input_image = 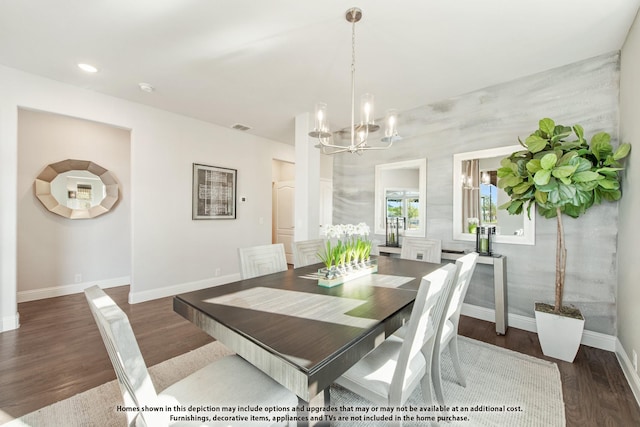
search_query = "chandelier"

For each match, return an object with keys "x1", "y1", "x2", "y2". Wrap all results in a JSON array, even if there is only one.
[{"x1": 309, "y1": 7, "x2": 401, "y2": 155}]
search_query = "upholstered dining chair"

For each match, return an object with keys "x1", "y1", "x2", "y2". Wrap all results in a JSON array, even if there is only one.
[
  {"x1": 291, "y1": 238, "x2": 325, "y2": 268},
  {"x1": 431, "y1": 252, "x2": 479, "y2": 405},
  {"x1": 238, "y1": 243, "x2": 288, "y2": 279},
  {"x1": 84, "y1": 285, "x2": 298, "y2": 427},
  {"x1": 400, "y1": 237, "x2": 442, "y2": 263},
  {"x1": 334, "y1": 264, "x2": 457, "y2": 407}
]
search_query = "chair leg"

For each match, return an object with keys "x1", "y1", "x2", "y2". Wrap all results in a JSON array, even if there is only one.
[
  {"x1": 449, "y1": 336, "x2": 466, "y2": 387},
  {"x1": 420, "y1": 338, "x2": 437, "y2": 407},
  {"x1": 431, "y1": 348, "x2": 446, "y2": 406}
]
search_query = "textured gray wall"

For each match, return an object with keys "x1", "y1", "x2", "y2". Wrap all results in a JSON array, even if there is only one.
[{"x1": 333, "y1": 52, "x2": 621, "y2": 335}]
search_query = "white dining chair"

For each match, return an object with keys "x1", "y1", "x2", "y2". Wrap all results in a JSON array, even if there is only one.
[
  {"x1": 334, "y1": 264, "x2": 457, "y2": 407},
  {"x1": 84, "y1": 285, "x2": 298, "y2": 427},
  {"x1": 238, "y1": 243, "x2": 288, "y2": 279},
  {"x1": 400, "y1": 237, "x2": 442, "y2": 263},
  {"x1": 432, "y1": 252, "x2": 479, "y2": 405},
  {"x1": 291, "y1": 239, "x2": 325, "y2": 268}
]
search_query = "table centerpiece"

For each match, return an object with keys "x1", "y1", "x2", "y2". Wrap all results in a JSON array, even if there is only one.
[{"x1": 317, "y1": 223, "x2": 377, "y2": 287}]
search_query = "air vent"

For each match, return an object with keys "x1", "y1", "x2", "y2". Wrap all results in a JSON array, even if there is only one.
[{"x1": 231, "y1": 123, "x2": 251, "y2": 131}]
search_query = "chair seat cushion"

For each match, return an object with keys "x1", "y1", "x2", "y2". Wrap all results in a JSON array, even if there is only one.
[
  {"x1": 334, "y1": 336, "x2": 426, "y2": 406},
  {"x1": 158, "y1": 355, "x2": 298, "y2": 426}
]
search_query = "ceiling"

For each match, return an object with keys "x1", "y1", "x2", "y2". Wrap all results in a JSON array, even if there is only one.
[{"x1": 1, "y1": 0, "x2": 639, "y2": 145}]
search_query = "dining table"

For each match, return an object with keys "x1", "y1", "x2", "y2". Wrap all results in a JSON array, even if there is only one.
[{"x1": 173, "y1": 255, "x2": 443, "y2": 423}]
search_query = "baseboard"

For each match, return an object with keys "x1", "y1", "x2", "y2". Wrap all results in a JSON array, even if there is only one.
[
  {"x1": 461, "y1": 303, "x2": 617, "y2": 352},
  {"x1": 616, "y1": 339, "x2": 640, "y2": 408},
  {"x1": 127, "y1": 273, "x2": 242, "y2": 304},
  {"x1": 16, "y1": 276, "x2": 130, "y2": 303},
  {"x1": 1, "y1": 312, "x2": 20, "y2": 332}
]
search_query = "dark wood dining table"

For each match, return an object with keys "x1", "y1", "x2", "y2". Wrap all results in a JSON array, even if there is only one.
[{"x1": 173, "y1": 256, "x2": 443, "y2": 411}]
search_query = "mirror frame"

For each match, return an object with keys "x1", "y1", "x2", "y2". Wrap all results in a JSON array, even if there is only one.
[
  {"x1": 374, "y1": 159, "x2": 427, "y2": 237},
  {"x1": 34, "y1": 159, "x2": 121, "y2": 219},
  {"x1": 453, "y1": 146, "x2": 535, "y2": 245}
]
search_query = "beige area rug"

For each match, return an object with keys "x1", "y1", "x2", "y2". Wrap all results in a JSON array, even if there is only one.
[
  {"x1": 331, "y1": 337, "x2": 565, "y2": 426},
  {"x1": 1, "y1": 337, "x2": 564, "y2": 427}
]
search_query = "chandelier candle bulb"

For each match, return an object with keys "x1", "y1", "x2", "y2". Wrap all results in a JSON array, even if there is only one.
[{"x1": 360, "y1": 93, "x2": 375, "y2": 127}]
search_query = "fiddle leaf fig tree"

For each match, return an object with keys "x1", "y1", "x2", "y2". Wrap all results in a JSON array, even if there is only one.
[{"x1": 498, "y1": 118, "x2": 631, "y2": 314}]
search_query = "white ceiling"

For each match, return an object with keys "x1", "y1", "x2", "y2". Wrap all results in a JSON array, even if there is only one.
[{"x1": 1, "y1": 0, "x2": 639, "y2": 145}]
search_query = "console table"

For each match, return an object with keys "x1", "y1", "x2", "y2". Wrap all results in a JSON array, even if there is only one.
[{"x1": 377, "y1": 246, "x2": 508, "y2": 335}]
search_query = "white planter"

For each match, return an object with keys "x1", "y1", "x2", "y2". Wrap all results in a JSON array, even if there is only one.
[{"x1": 534, "y1": 306, "x2": 585, "y2": 362}]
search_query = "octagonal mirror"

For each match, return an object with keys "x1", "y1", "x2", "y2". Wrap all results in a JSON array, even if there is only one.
[{"x1": 34, "y1": 159, "x2": 121, "y2": 219}]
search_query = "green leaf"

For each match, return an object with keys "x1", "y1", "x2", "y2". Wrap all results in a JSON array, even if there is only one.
[
  {"x1": 563, "y1": 204, "x2": 583, "y2": 218},
  {"x1": 570, "y1": 157, "x2": 593, "y2": 173},
  {"x1": 525, "y1": 159, "x2": 542, "y2": 173},
  {"x1": 512, "y1": 181, "x2": 532, "y2": 194},
  {"x1": 498, "y1": 201, "x2": 512, "y2": 210},
  {"x1": 601, "y1": 189, "x2": 622, "y2": 201},
  {"x1": 497, "y1": 166, "x2": 514, "y2": 178},
  {"x1": 551, "y1": 165, "x2": 578, "y2": 179},
  {"x1": 498, "y1": 175, "x2": 522, "y2": 188},
  {"x1": 557, "y1": 151, "x2": 578, "y2": 165},
  {"x1": 551, "y1": 131, "x2": 571, "y2": 143},
  {"x1": 573, "y1": 124, "x2": 585, "y2": 142},
  {"x1": 533, "y1": 169, "x2": 551, "y2": 186},
  {"x1": 500, "y1": 157, "x2": 512, "y2": 168},
  {"x1": 507, "y1": 200, "x2": 523, "y2": 215},
  {"x1": 535, "y1": 190, "x2": 548, "y2": 205},
  {"x1": 557, "y1": 183, "x2": 577, "y2": 202},
  {"x1": 576, "y1": 181, "x2": 600, "y2": 192},
  {"x1": 613, "y1": 143, "x2": 631, "y2": 160},
  {"x1": 526, "y1": 135, "x2": 548, "y2": 153},
  {"x1": 559, "y1": 141, "x2": 584, "y2": 151},
  {"x1": 539, "y1": 118, "x2": 555, "y2": 137},
  {"x1": 590, "y1": 132, "x2": 612, "y2": 161},
  {"x1": 559, "y1": 176, "x2": 572, "y2": 185},
  {"x1": 536, "y1": 177, "x2": 558, "y2": 192},
  {"x1": 572, "y1": 171, "x2": 602, "y2": 182},
  {"x1": 574, "y1": 188, "x2": 593, "y2": 205},
  {"x1": 598, "y1": 179, "x2": 620, "y2": 190},
  {"x1": 540, "y1": 153, "x2": 557, "y2": 170},
  {"x1": 596, "y1": 167, "x2": 623, "y2": 178}
]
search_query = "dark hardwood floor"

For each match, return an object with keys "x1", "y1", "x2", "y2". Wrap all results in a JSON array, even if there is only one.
[{"x1": 1, "y1": 285, "x2": 639, "y2": 426}]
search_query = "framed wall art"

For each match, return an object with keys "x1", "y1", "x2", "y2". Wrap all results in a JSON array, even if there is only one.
[{"x1": 192, "y1": 163, "x2": 237, "y2": 219}]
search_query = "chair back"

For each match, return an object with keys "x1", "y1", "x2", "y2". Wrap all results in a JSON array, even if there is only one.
[
  {"x1": 446, "y1": 252, "x2": 479, "y2": 322},
  {"x1": 400, "y1": 238, "x2": 442, "y2": 263},
  {"x1": 292, "y1": 239, "x2": 325, "y2": 268},
  {"x1": 84, "y1": 286, "x2": 157, "y2": 427},
  {"x1": 389, "y1": 264, "x2": 457, "y2": 404},
  {"x1": 238, "y1": 243, "x2": 288, "y2": 279}
]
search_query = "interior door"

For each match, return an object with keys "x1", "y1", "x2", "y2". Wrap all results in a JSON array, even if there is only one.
[{"x1": 274, "y1": 180, "x2": 295, "y2": 264}]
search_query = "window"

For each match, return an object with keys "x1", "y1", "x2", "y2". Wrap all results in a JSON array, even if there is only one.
[{"x1": 385, "y1": 190, "x2": 420, "y2": 231}]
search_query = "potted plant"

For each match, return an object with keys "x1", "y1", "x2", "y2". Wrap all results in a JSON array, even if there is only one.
[{"x1": 498, "y1": 118, "x2": 631, "y2": 362}]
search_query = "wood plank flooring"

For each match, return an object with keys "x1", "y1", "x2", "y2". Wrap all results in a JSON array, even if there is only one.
[{"x1": 1, "y1": 285, "x2": 639, "y2": 426}]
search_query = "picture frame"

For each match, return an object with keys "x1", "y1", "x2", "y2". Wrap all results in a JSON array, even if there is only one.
[{"x1": 192, "y1": 163, "x2": 237, "y2": 219}]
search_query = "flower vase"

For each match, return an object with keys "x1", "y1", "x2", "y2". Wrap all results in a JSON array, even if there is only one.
[{"x1": 318, "y1": 259, "x2": 378, "y2": 288}]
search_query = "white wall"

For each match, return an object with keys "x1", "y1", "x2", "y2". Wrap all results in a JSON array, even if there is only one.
[
  {"x1": 619, "y1": 9, "x2": 640, "y2": 395},
  {"x1": 0, "y1": 65, "x2": 294, "y2": 330},
  {"x1": 17, "y1": 109, "x2": 131, "y2": 300}
]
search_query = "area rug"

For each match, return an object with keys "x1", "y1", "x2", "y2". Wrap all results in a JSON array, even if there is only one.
[{"x1": 1, "y1": 337, "x2": 564, "y2": 426}]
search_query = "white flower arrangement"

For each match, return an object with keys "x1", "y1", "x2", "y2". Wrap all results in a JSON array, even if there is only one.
[
  {"x1": 323, "y1": 222, "x2": 370, "y2": 239},
  {"x1": 318, "y1": 223, "x2": 372, "y2": 272}
]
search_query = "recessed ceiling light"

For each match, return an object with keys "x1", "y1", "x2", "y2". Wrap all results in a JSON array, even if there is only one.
[
  {"x1": 138, "y1": 82, "x2": 155, "y2": 93},
  {"x1": 77, "y1": 63, "x2": 98, "y2": 73}
]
